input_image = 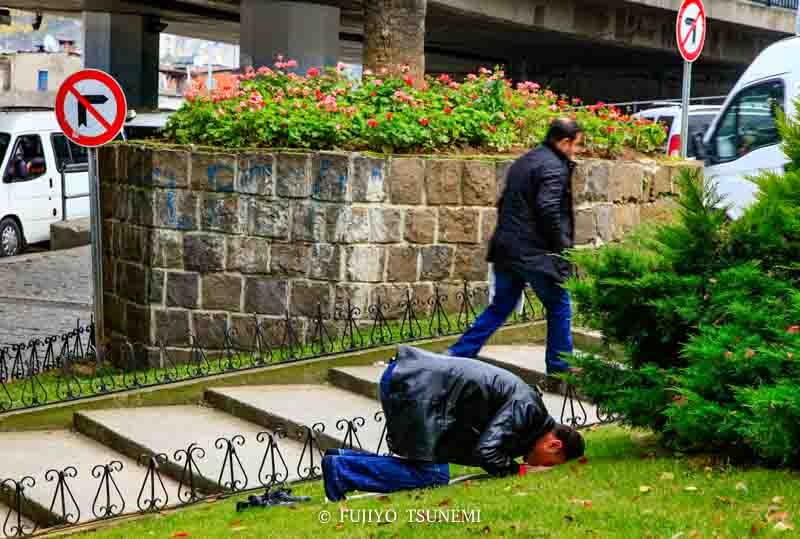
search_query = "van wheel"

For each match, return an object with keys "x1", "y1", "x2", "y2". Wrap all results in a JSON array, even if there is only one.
[{"x1": 0, "y1": 218, "x2": 22, "y2": 257}]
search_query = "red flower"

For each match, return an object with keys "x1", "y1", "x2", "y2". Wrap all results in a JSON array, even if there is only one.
[
  {"x1": 439, "y1": 74, "x2": 451, "y2": 83},
  {"x1": 444, "y1": 107, "x2": 453, "y2": 114},
  {"x1": 367, "y1": 119, "x2": 379, "y2": 128},
  {"x1": 386, "y1": 112, "x2": 394, "y2": 121},
  {"x1": 315, "y1": 89, "x2": 323, "y2": 100},
  {"x1": 370, "y1": 92, "x2": 377, "y2": 97},
  {"x1": 605, "y1": 126, "x2": 617, "y2": 133},
  {"x1": 307, "y1": 67, "x2": 320, "y2": 77},
  {"x1": 487, "y1": 125, "x2": 497, "y2": 133},
  {"x1": 404, "y1": 76, "x2": 414, "y2": 86},
  {"x1": 787, "y1": 325, "x2": 800, "y2": 335},
  {"x1": 419, "y1": 118, "x2": 429, "y2": 126}
]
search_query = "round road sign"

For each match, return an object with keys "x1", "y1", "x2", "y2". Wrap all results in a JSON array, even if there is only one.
[
  {"x1": 676, "y1": 0, "x2": 706, "y2": 63},
  {"x1": 55, "y1": 69, "x2": 127, "y2": 147}
]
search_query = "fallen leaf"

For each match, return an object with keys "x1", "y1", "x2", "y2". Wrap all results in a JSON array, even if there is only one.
[
  {"x1": 438, "y1": 499, "x2": 450, "y2": 507},
  {"x1": 688, "y1": 531, "x2": 701, "y2": 538},
  {"x1": 768, "y1": 505, "x2": 782, "y2": 513},
  {"x1": 768, "y1": 511, "x2": 790, "y2": 522},
  {"x1": 513, "y1": 492, "x2": 529, "y2": 497},
  {"x1": 229, "y1": 520, "x2": 242, "y2": 527},
  {"x1": 482, "y1": 526, "x2": 491, "y2": 534},
  {"x1": 774, "y1": 522, "x2": 795, "y2": 531},
  {"x1": 724, "y1": 351, "x2": 734, "y2": 359},
  {"x1": 671, "y1": 533, "x2": 685, "y2": 539},
  {"x1": 736, "y1": 482, "x2": 748, "y2": 492},
  {"x1": 335, "y1": 523, "x2": 344, "y2": 529},
  {"x1": 672, "y1": 396, "x2": 689, "y2": 407},
  {"x1": 704, "y1": 466, "x2": 713, "y2": 473},
  {"x1": 462, "y1": 480, "x2": 472, "y2": 489},
  {"x1": 639, "y1": 485, "x2": 653, "y2": 493},
  {"x1": 660, "y1": 472, "x2": 675, "y2": 481},
  {"x1": 578, "y1": 456, "x2": 589, "y2": 465},
  {"x1": 786, "y1": 325, "x2": 800, "y2": 335},
  {"x1": 376, "y1": 495, "x2": 391, "y2": 503},
  {"x1": 230, "y1": 527, "x2": 247, "y2": 533},
  {"x1": 716, "y1": 496, "x2": 734, "y2": 505},
  {"x1": 745, "y1": 348, "x2": 756, "y2": 359},
  {"x1": 684, "y1": 486, "x2": 699, "y2": 492},
  {"x1": 773, "y1": 496, "x2": 785, "y2": 505},
  {"x1": 569, "y1": 497, "x2": 592, "y2": 508},
  {"x1": 172, "y1": 534, "x2": 190, "y2": 538}
]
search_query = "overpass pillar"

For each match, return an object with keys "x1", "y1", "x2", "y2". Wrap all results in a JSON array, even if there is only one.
[
  {"x1": 239, "y1": 1, "x2": 340, "y2": 73},
  {"x1": 82, "y1": 12, "x2": 160, "y2": 110},
  {"x1": 364, "y1": 0, "x2": 427, "y2": 83}
]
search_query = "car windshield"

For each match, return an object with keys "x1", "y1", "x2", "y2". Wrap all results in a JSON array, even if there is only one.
[
  {"x1": 687, "y1": 114, "x2": 717, "y2": 157},
  {"x1": 0, "y1": 133, "x2": 10, "y2": 165}
]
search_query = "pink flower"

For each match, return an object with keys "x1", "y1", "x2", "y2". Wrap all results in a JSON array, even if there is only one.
[
  {"x1": 487, "y1": 125, "x2": 497, "y2": 133},
  {"x1": 367, "y1": 119, "x2": 379, "y2": 128},
  {"x1": 285, "y1": 59, "x2": 298, "y2": 68},
  {"x1": 467, "y1": 74, "x2": 478, "y2": 81},
  {"x1": 572, "y1": 97, "x2": 582, "y2": 105},
  {"x1": 336, "y1": 62, "x2": 347, "y2": 73},
  {"x1": 419, "y1": 118, "x2": 429, "y2": 126},
  {"x1": 549, "y1": 104, "x2": 558, "y2": 112},
  {"x1": 335, "y1": 124, "x2": 342, "y2": 131},
  {"x1": 307, "y1": 67, "x2": 320, "y2": 77},
  {"x1": 216, "y1": 107, "x2": 225, "y2": 116},
  {"x1": 364, "y1": 69, "x2": 374, "y2": 76},
  {"x1": 184, "y1": 88, "x2": 199, "y2": 102},
  {"x1": 257, "y1": 66, "x2": 273, "y2": 75},
  {"x1": 371, "y1": 79, "x2": 383, "y2": 86},
  {"x1": 479, "y1": 67, "x2": 491, "y2": 75},
  {"x1": 449, "y1": 81, "x2": 460, "y2": 90},
  {"x1": 439, "y1": 74, "x2": 451, "y2": 83}
]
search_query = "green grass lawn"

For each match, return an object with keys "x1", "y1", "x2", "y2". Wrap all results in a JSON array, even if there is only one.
[{"x1": 68, "y1": 426, "x2": 800, "y2": 539}]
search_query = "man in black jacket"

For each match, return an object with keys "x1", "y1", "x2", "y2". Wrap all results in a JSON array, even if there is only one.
[
  {"x1": 321, "y1": 345, "x2": 584, "y2": 501},
  {"x1": 448, "y1": 118, "x2": 583, "y2": 374}
]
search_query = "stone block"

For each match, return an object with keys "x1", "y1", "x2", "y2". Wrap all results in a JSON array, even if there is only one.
[
  {"x1": 291, "y1": 200, "x2": 327, "y2": 242},
  {"x1": 252, "y1": 316, "x2": 307, "y2": 348},
  {"x1": 112, "y1": 187, "x2": 130, "y2": 222},
  {"x1": 405, "y1": 208, "x2": 437, "y2": 244},
  {"x1": 238, "y1": 152, "x2": 274, "y2": 196},
  {"x1": 247, "y1": 197, "x2": 290, "y2": 239},
  {"x1": 328, "y1": 206, "x2": 370, "y2": 244},
  {"x1": 574, "y1": 208, "x2": 597, "y2": 245},
  {"x1": 439, "y1": 207, "x2": 479, "y2": 244},
  {"x1": 648, "y1": 163, "x2": 671, "y2": 199},
  {"x1": 345, "y1": 246, "x2": 385, "y2": 282},
  {"x1": 244, "y1": 277, "x2": 288, "y2": 315},
  {"x1": 420, "y1": 245, "x2": 454, "y2": 281},
  {"x1": 226, "y1": 236, "x2": 270, "y2": 274},
  {"x1": 275, "y1": 153, "x2": 312, "y2": 198},
  {"x1": 573, "y1": 160, "x2": 610, "y2": 203},
  {"x1": 310, "y1": 244, "x2": 341, "y2": 281},
  {"x1": 191, "y1": 152, "x2": 237, "y2": 192},
  {"x1": 126, "y1": 145, "x2": 149, "y2": 186},
  {"x1": 595, "y1": 204, "x2": 613, "y2": 243},
  {"x1": 152, "y1": 149, "x2": 190, "y2": 188},
  {"x1": 192, "y1": 312, "x2": 228, "y2": 349},
  {"x1": 312, "y1": 152, "x2": 350, "y2": 202},
  {"x1": 462, "y1": 161, "x2": 496, "y2": 206},
  {"x1": 119, "y1": 262, "x2": 149, "y2": 304},
  {"x1": 291, "y1": 281, "x2": 332, "y2": 318},
  {"x1": 183, "y1": 233, "x2": 226, "y2": 272},
  {"x1": 154, "y1": 309, "x2": 190, "y2": 347},
  {"x1": 335, "y1": 284, "x2": 371, "y2": 318},
  {"x1": 453, "y1": 246, "x2": 489, "y2": 281},
  {"x1": 411, "y1": 283, "x2": 434, "y2": 316},
  {"x1": 480, "y1": 209, "x2": 498, "y2": 243},
  {"x1": 127, "y1": 303, "x2": 152, "y2": 342},
  {"x1": 119, "y1": 224, "x2": 149, "y2": 263},
  {"x1": 386, "y1": 246, "x2": 419, "y2": 282},
  {"x1": 270, "y1": 244, "x2": 310, "y2": 277},
  {"x1": 609, "y1": 162, "x2": 644, "y2": 202},
  {"x1": 154, "y1": 189, "x2": 197, "y2": 231},
  {"x1": 369, "y1": 208, "x2": 404, "y2": 243},
  {"x1": 103, "y1": 254, "x2": 114, "y2": 292},
  {"x1": 50, "y1": 218, "x2": 90, "y2": 251},
  {"x1": 230, "y1": 314, "x2": 259, "y2": 348},
  {"x1": 129, "y1": 189, "x2": 155, "y2": 227},
  {"x1": 387, "y1": 158, "x2": 424, "y2": 204},
  {"x1": 150, "y1": 229, "x2": 184, "y2": 269},
  {"x1": 371, "y1": 284, "x2": 410, "y2": 319},
  {"x1": 105, "y1": 293, "x2": 124, "y2": 334},
  {"x1": 425, "y1": 160, "x2": 462, "y2": 205},
  {"x1": 201, "y1": 193, "x2": 246, "y2": 234},
  {"x1": 149, "y1": 269, "x2": 165, "y2": 305},
  {"x1": 495, "y1": 160, "x2": 514, "y2": 203},
  {"x1": 641, "y1": 198, "x2": 678, "y2": 225},
  {"x1": 202, "y1": 273, "x2": 243, "y2": 311},
  {"x1": 116, "y1": 144, "x2": 128, "y2": 184},
  {"x1": 612, "y1": 204, "x2": 640, "y2": 241},
  {"x1": 101, "y1": 185, "x2": 114, "y2": 220},
  {"x1": 97, "y1": 145, "x2": 117, "y2": 183},
  {"x1": 352, "y1": 156, "x2": 386, "y2": 202},
  {"x1": 166, "y1": 271, "x2": 199, "y2": 309}
]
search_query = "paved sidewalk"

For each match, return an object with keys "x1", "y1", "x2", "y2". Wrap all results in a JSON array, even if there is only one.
[{"x1": 0, "y1": 246, "x2": 92, "y2": 345}]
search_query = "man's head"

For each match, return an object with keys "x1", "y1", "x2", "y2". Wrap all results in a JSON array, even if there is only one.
[
  {"x1": 525, "y1": 424, "x2": 585, "y2": 467},
  {"x1": 545, "y1": 118, "x2": 583, "y2": 160}
]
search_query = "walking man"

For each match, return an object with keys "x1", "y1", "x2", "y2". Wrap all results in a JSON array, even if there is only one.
[
  {"x1": 321, "y1": 345, "x2": 584, "y2": 501},
  {"x1": 448, "y1": 118, "x2": 583, "y2": 374}
]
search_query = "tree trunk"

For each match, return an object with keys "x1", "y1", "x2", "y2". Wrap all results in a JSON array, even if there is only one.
[{"x1": 364, "y1": 0, "x2": 427, "y2": 85}]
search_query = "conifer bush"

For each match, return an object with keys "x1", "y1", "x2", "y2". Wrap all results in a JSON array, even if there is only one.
[{"x1": 568, "y1": 99, "x2": 800, "y2": 464}]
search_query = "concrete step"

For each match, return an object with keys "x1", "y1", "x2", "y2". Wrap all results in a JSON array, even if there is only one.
[
  {"x1": 478, "y1": 345, "x2": 574, "y2": 396},
  {"x1": 75, "y1": 405, "x2": 306, "y2": 494},
  {"x1": 0, "y1": 502, "x2": 35, "y2": 538},
  {"x1": 206, "y1": 385, "x2": 385, "y2": 454},
  {"x1": 0, "y1": 429, "x2": 174, "y2": 526},
  {"x1": 328, "y1": 362, "x2": 597, "y2": 427}
]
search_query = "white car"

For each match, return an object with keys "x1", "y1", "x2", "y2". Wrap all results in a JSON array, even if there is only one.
[
  {"x1": 124, "y1": 111, "x2": 172, "y2": 140},
  {"x1": 635, "y1": 104, "x2": 721, "y2": 158},
  {"x1": 0, "y1": 108, "x2": 91, "y2": 256}
]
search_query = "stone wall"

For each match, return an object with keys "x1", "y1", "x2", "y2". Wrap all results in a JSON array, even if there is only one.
[{"x1": 97, "y1": 144, "x2": 699, "y2": 360}]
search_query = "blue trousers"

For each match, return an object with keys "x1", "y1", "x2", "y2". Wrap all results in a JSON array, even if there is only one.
[
  {"x1": 449, "y1": 267, "x2": 573, "y2": 374},
  {"x1": 321, "y1": 363, "x2": 450, "y2": 501}
]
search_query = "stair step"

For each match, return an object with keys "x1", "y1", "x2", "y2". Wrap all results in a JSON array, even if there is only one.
[
  {"x1": 0, "y1": 430, "x2": 171, "y2": 526},
  {"x1": 206, "y1": 385, "x2": 386, "y2": 454},
  {"x1": 328, "y1": 363, "x2": 597, "y2": 427},
  {"x1": 0, "y1": 502, "x2": 35, "y2": 538},
  {"x1": 478, "y1": 345, "x2": 575, "y2": 396},
  {"x1": 75, "y1": 405, "x2": 306, "y2": 493}
]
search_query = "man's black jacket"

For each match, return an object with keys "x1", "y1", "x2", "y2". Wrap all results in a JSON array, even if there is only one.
[
  {"x1": 382, "y1": 345, "x2": 556, "y2": 476},
  {"x1": 488, "y1": 142, "x2": 576, "y2": 283}
]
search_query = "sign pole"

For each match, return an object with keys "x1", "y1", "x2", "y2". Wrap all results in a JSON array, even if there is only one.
[
  {"x1": 87, "y1": 147, "x2": 105, "y2": 361},
  {"x1": 680, "y1": 60, "x2": 692, "y2": 158}
]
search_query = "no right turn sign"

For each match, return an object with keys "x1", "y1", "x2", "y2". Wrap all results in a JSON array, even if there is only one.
[{"x1": 676, "y1": 0, "x2": 706, "y2": 63}]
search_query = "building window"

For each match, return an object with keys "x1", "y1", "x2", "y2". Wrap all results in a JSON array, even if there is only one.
[{"x1": 37, "y1": 69, "x2": 48, "y2": 92}]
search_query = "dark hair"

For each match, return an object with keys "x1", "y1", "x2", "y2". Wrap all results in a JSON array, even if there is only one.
[
  {"x1": 553, "y1": 424, "x2": 585, "y2": 461},
  {"x1": 546, "y1": 118, "x2": 583, "y2": 145}
]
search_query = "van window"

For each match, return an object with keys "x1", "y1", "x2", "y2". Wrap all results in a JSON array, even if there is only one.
[
  {"x1": 3, "y1": 134, "x2": 46, "y2": 182},
  {"x1": 687, "y1": 114, "x2": 717, "y2": 157},
  {"x1": 711, "y1": 80, "x2": 784, "y2": 163},
  {"x1": 0, "y1": 133, "x2": 10, "y2": 165},
  {"x1": 51, "y1": 133, "x2": 88, "y2": 171}
]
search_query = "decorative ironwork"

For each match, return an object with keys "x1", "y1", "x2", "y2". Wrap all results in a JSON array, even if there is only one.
[
  {"x1": 20, "y1": 341, "x2": 47, "y2": 407},
  {"x1": 122, "y1": 341, "x2": 149, "y2": 390},
  {"x1": 2, "y1": 476, "x2": 36, "y2": 537},
  {"x1": 456, "y1": 281, "x2": 478, "y2": 331},
  {"x1": 560, "y1": 384, "x2": 588, "y2": 428},
  {"x1": 336, "y1": 416, "x2": 365, "y2": 450},
  {"x1": 174, "y1": 443, "x2": 206, "y2": 504},
  {"x1": 91, "y1": 461, "x2": 126, "y2": 519},
  {"x1": 220, "y1": 325, "x2": 244, "y2": 372},
  {"x1": 215, "y1": 435, "x2": 248, "y2": 492},
  {"x1": 428, "y1": 285, "x2": 452, "y2": 336},
  {"x1": 251, "y1": 317, "x2": 273, "y2": 366},
  {"x1": 10, "y1": 343, "x2": 26, "y2": 380},
  {"x1": 399, "y1": 289, "x2": 423, "y2": 340},
  {"x1": 256, "y1": 429, "x2": 290, "y2": 489},
  {"x1": 596, "y1": 405, "x2": 619, "y2": 425},
  {"x1": 309, "y1": 303, "x2": 334, "y2": 356},
  {"x1": 189, "y1": 334, "x2": 212, "y2": 377},
  {"x1": 154, "y1": 340, "x2": 180, "y2": 384},
  {"x1": 374, "y1": 411, "x2": 392, "y2": 456},
  {"x1": 279, "y1": 311, "x2": 303, "y2": 361},
  {"x1": 42, "y1": 335, "x2": 60, "y2": 372},
  {"x1": 46, "y1": 466, "x2": 80, "y2": 525},
  {"x1": 297, "y1": 422, "x2": 325, "y2": 480},
  {"x1": 368, "y1": 298, "x2": 393, "y2": 346},
  {"x1": 55, "y1": 335, "x2": 83, "y2": 402},
  {"x1": 137, "y1": 454, "x2": 170, "y2": 513},
  {"x1": 336, "y1": 299, "x2": 363, "y2": 351}
]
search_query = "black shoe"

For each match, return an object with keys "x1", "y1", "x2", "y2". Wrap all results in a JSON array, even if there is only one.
[
  {"x1": 324, "y1": 448, "x2": 343, "y2": 457},
  {"x1": 268, "y1": 488, "x2": 311, "y2": 505}
]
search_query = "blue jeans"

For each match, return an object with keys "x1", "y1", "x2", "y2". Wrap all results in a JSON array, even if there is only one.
[
  {"x1": 321, "y1": 363, "x2": 450, "y2": 501},
  {"x1": 449, "y1": 268, "x2": 573, "y2": 374}
]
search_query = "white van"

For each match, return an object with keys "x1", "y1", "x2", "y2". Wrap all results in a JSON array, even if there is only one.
[
  {"x1": 698, "y1": 36, "x2": 800, "y2": 217},
  {"x1": 0, "y1": 109, "x2": 90, "y2": 256}
]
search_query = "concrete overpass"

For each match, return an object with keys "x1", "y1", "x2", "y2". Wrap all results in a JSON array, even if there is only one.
[{"x1": 2, "y1": 0, "x2": 795, "y2": 107}]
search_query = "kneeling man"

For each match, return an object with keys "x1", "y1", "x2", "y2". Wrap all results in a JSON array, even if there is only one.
[{"x1": 321, "y1": 345, "x2": 584, "y2": 501}]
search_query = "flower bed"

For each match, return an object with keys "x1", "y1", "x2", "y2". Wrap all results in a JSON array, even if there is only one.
[{"x1": 165, "y1": 61, "x2": 666, "y2": 158}]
